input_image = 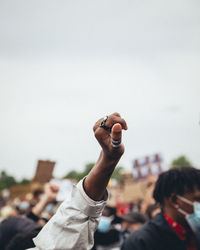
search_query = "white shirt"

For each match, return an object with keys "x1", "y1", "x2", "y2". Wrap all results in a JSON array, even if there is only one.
[{"x1": 29, "y1": 179, "x2": 108, "y2": 250}]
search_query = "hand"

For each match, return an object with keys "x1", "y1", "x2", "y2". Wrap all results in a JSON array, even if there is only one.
[
  {"x1": 93, "y1": 112, "x2": 128, "y2": 162},
  {"x1": 83, "y1": 112, "x2": 128, "y2": 201},
  {"x1": 32, "y1": 184, "x2": 59, "y2": 216},
  {"x1": 44, "y1": 183, "x2": 59, "y2": 203}
]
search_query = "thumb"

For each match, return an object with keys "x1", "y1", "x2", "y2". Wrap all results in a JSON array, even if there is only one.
[{"x1": 111, "y1": 123, "x2": 122, "y2": 147}]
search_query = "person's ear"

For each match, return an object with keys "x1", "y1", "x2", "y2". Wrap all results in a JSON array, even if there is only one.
[
  {"x1": 169, "y1": 193, "x2": 179, "y2": 209},
  {"x1": 172, "y1": 195, "x2": 176, "y2": 203}
]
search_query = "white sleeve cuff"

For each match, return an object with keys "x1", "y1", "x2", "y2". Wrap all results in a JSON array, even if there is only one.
[
  {"x1": 76, "y1": 177, "x2": 109, "y2": 206},
  {"x1": 58, "y1": 177, "x2": 108, "y2": 218}
]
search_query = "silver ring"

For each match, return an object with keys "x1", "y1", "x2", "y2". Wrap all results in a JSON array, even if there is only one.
[
  {"x1": 111, "y1": 138, "x2": 121, "y2": 148},
  {"x1": 99, "y1": 116, "x2": 111, "y2": 132}
]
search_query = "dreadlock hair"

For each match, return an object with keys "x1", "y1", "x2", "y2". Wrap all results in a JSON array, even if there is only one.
[{"x1": 153, "y1": 166, "x2": 200, "y2": 205}]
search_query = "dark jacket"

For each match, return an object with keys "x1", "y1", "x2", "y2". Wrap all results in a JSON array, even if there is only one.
[{"x1": 121, "y1": 213, "x2": 200, "y2": 250}]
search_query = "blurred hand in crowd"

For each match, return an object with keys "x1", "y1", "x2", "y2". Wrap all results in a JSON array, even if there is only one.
[
  {"x1": 43, "y1": 183, "x2": 59, "y2": 204},
  {"x1": 32, "y1": 183, "x2": 59, "y2": 217}
]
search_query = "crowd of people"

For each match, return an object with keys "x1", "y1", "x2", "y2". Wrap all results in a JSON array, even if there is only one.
[{"x1": 0, "y1": 113, "x2": 200, "y2": 250}]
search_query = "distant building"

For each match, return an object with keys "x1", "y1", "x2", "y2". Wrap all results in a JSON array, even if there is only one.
[{"x1": 132, "y1": 154, "x2": 163, "y2": 181}]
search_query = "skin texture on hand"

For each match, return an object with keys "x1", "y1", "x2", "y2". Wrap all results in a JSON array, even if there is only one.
[{"x1": 84, "y1": 112, "x2": 128, "y2": 201}]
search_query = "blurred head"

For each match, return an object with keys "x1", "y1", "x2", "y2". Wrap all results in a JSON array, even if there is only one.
[
  {"x1": 145, "y1": 203, "x2": 161, "y2": 220},
  {"x1": 120, "y1": 212, "x2": 147, "y2": 232},
  {"x1": 25, "y1": 193, "x2": 33, "y2": 202},
  {"x1": 17, "y1": 201, "x2": 30, "y2": 215},
  {"x1": 153, "y1": 167, "x2": 200, "y2": 226},
  {"x1": 5, "y1": 229, "x2": 40, "y2": 250},
  {"x1": 0, "y1": 216, "x2": 41, "y2": 250},
  {"x1": 33, "y1": 188, "x2": 43, "y2": 203},
  {"x1": 102, "y1": 206, "x2": 116, "y2": 217},
  {"x1": 0, "y1": 206, "x2": 18, "y2": 220},
  {"x1": 97, "y1": 206, "x2": 116, "y2": 233}
]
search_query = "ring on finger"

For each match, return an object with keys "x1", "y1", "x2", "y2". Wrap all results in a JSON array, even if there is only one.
[
  {"x1": 99, "y1": 116, "x2": 112, "y2": 132},
  {"x1": 111, "y1": 138, "x2": 121, "y2": 148}
]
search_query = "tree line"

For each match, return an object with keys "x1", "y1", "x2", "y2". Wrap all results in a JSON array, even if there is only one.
[{"x1": 0, "y1": 155, "x2": 193, "y2": 191}]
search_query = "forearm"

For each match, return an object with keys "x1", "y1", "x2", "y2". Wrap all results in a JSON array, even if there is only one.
[
  {"x1": 83, "y1": 151, "x2": 121, "y2": 201},
  {"x1": 33, "y1": 182, "x2": 107, "y2": 250},
  {"x1": 32, "y1": 198, "x2": 48, "y2": 217}
]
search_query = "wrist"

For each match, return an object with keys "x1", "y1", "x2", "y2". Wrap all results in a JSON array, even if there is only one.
[
  {"x1": 42, "y1": 196, "x2": 50, "y2": 205},
  {"x1": 101, "y1": 151, "x2": 122, "y2": 166}
]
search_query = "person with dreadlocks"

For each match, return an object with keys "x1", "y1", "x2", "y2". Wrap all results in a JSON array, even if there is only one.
[{"x1": 122, "y1": 167, "x2": 200, "y2": 250}]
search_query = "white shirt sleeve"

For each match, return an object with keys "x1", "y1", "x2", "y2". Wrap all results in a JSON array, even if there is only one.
[{"x1": 31, "y1": 178, "x2": 108, "y2": 250}]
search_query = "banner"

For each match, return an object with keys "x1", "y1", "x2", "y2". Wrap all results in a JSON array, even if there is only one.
[
  {"x1": 132, "y1": 154, "x2": 163, "y2": 181},
  {"x1": 32, "y1": 160, "x2": 55, "y2": 183}
]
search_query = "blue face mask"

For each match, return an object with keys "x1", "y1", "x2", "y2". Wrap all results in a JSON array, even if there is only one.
[
  {"x1": 186, "y1": 202, "x2": 200, "y2": 232},
  {"x1": 45, "y1": 203, "x2": 55, "y2": 213},
  {"x1": 19, "y1": 201, "x2": 30, "y2": 211},
  {"x1": 97, "y1": 216, "x2": 112, "y2": 233},
  {"x1": 177, "y1": 195, "x2": 200, "y2": 232}
]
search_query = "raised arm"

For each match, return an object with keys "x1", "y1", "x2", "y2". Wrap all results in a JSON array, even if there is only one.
[
  {"x1": 33, "y1": 112, "x2": 127, "y2": 250},
  {"x1": 84, "y1": 112, "x2": 128, "y2": 201}
]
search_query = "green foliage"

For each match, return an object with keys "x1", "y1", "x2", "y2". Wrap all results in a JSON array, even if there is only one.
[
  {"x1": 64, "y1": 163, "x2": 124, "y2": 183},
  {"x1": 19, "y1": 178, "x2": 31, "y2": 185},
  {"x1": 64, "y1": 170, "x2": 81, "y2": 180},
  {"x1": 64, "y1": 163, "x2": 95, "y2": 181},
  {"x1": 0, "y1": 171, "x2": 31, "y2": 191},
  {"x1": 170, "y1": 155, "x2": 193, "y2": 168},
  {"x1": 0, "y1": 171, "x2": 17, "y2": 191},
  {"x1": 80, "y1": 163, "x2": 94, "y2": 179},
  {"x1": 112, "y1": 166, "x2": 124, "y2": 183}
]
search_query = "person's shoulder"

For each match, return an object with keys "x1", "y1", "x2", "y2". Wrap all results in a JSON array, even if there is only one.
[
  {"x1": 130, "y1": 219, "x2": 158, "y2": 239},
  {"x1": 121, "y1": 214, "x2": 165, "y2": 250},
  {"x1": 132, "y1": 213, "x2": 164, "y2": 236}
]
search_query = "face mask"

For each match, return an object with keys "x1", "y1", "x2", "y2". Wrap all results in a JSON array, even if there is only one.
[
  {"x1": 97, "y1": 216, "x2": 112, "y2": 233},
  {"x1": 19, "y1": 201, "x2": 30, "y2": 211},
  {"x1": 177, "y1": 195, "x2": 200, "y2": 232},
  {"x1": 45, "y1": 203, "x2": 55, "y2": 213}
]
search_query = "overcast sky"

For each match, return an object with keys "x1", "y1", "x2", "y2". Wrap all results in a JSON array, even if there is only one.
[{"x1": 0, "y1": 0, "x2": 200, "y2": 180}]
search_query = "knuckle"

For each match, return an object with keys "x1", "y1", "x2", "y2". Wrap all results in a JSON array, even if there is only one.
[
  {"x1": 121, "y1": 118, "x2": 126, "y2": 125},
  {"x1": 93, "y1": 124, "x2": 97, "y2": 132},
  {"x1": 112, "y1": 112, "x2": 120, "y2": 117},
  {"x1": 94, "y1": 129, "x2": 100, "y2": 138},
  {"x1": 93, "y1": 121, "x2": 99, "y2": 132}
]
